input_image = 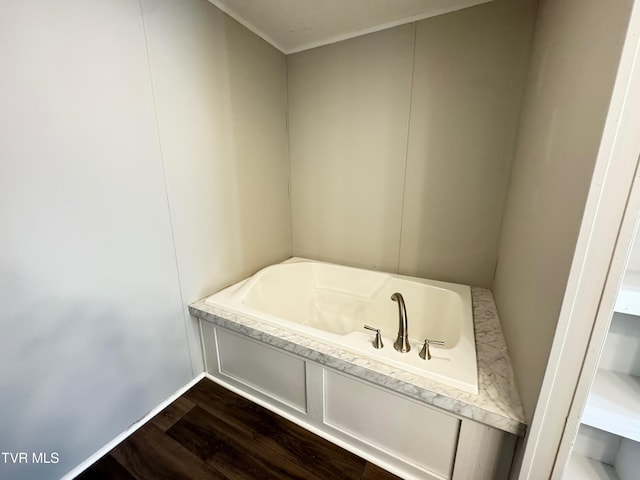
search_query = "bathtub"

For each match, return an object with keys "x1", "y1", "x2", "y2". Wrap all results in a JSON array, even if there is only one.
[{"x1": 205, "y1": 258, "x2": 478, "y2": 394}]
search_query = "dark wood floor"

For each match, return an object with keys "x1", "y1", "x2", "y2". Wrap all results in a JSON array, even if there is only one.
[{"x1": 76, "y1": 378, "x2": 401, "y2": 480}]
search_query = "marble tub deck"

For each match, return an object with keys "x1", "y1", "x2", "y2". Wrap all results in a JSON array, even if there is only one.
[{"x1": 189, "y1": 287, "x2": 527, "y2": 436}]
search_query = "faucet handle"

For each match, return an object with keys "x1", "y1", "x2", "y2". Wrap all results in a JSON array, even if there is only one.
[
  {"x1": 364, "y1": 325, "x2": 384, "y2": 349},
  {"x1": 419, "y1": 339, "x2": 445, "y2": 360}
]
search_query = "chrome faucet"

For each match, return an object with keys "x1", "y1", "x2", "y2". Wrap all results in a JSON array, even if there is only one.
[{"x1": 391, "y1": 292, "x2": 410, "y2": 352}]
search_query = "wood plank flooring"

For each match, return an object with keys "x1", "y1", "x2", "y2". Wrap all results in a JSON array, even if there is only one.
[{"x1": 76, "y1": 378, "x2": 402, "y2": 480}]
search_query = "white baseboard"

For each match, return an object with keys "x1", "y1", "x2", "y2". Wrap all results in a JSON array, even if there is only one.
[{"x1": 61, "y1": 372, "x2": 206, "y2": 479}]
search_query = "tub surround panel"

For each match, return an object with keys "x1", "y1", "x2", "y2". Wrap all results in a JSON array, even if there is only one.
[
  {"x1": 288, "y1": 25, "x2": 414, "y2": 273},
  {"x1": 190, "y1": 287, "x2": 526, "y2": 435},
  {"x1": 399, "y1": 0, "x2": 537, "y2": 287},
  {"x1": 287, "y1": 0, "x2": 538, "y2": 287}
]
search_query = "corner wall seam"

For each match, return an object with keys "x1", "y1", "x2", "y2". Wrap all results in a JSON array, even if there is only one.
[
  {"x1": 285, "y1": 53, "x2": 294, "y2": 257},
  {"x1": 138, "y1": 0, "x2": 196, "y2": 377},
  {"x1": 396, "y1": 21, "x2": 418, "y2": 274}
]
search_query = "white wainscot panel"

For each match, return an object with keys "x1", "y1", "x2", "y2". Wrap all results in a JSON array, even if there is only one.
[
  {"x1": 324, "y1": 370, "x2": 460, "y2": 479},
  {"x1": 216, "y1": 328, "x2": 307, "y2": 412}
]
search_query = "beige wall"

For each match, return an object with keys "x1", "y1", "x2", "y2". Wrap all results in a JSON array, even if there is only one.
[
  {"x1": 492, "y1": 0, "x2": 633, "y2": 420},
  {"x1": 142, "y1": 0, "x2": 291, "y2": 371},
  {"x1": 288, "y1": 0, "x2": 537, "y2": 286},
  {"x1": 0, "y1": 0, "x2": 289, "y2": 478},
  {"x1": 399, "y1": 0, "x2": 537, "y2": 286},
  {"x1": 288, "y1": 25, "x2": 414, "y2": 273}
]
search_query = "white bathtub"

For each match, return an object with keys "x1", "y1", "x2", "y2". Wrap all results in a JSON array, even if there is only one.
[{"x1": 205, "y1": 258, "x2": 478, "y2": 394}]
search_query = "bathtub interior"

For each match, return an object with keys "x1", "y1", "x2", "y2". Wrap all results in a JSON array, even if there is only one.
[
  {"x1": 206, "y1": 258, "x2": 478, "y2": 393},
  {"x1": 242, "y1": 261, "x2": 464, "y2": 347}
]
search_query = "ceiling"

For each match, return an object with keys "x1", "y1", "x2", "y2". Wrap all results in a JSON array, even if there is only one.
[{"x1": 208, "y1": 0, "x2": 493, "y2": 54}]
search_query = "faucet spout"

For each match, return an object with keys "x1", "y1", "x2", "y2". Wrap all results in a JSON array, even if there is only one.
[{"x1": 391, "y1": 292, "x2": 410, "y2": 353}]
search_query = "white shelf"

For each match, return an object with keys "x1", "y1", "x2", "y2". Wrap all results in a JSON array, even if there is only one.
[
  {"x1": 582, "y1": 369, "x2": 640, "y2": 442},
  {"x1": 614, "y1": 270, "x2": 640, "y2": 315},
  {"x1": 565, "y1": 453, "x2": 619, "y2": 480}
]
